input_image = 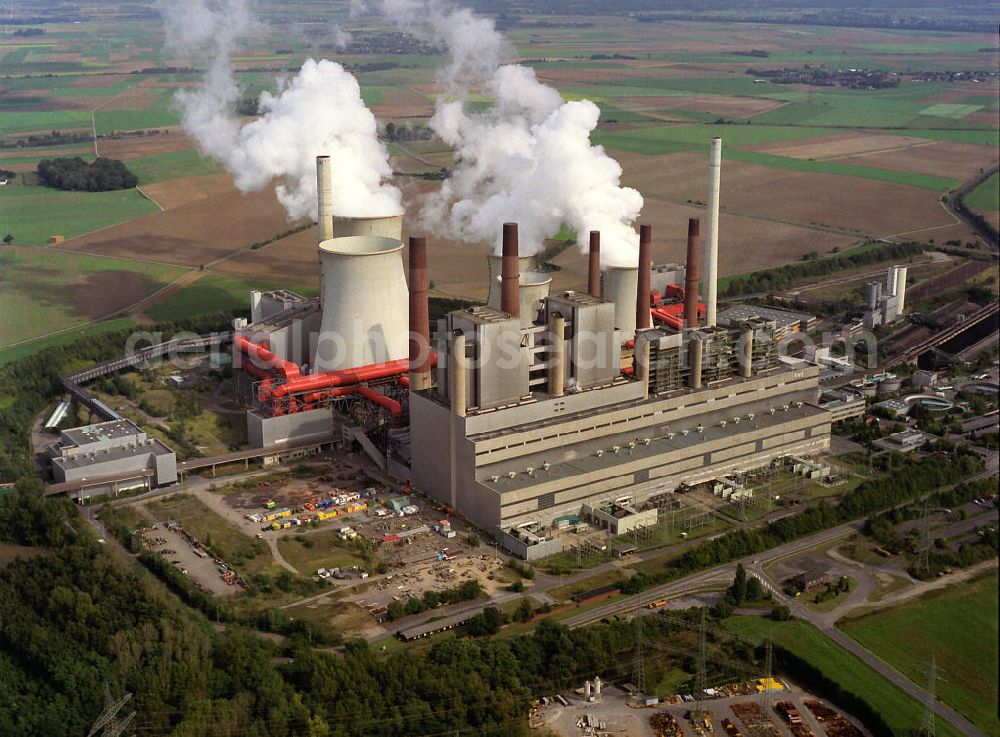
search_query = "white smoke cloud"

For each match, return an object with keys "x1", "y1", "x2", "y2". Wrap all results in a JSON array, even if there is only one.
[
  {"x1": 370, "y1": 0, "x2": 643, "y2": 265},
  {"x1": 161, "y1": 0, "x2": 401, "y2": 219}
]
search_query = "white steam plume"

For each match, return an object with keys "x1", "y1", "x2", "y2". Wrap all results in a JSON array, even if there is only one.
[
  {"x1": 161, "y1": 0, "x2": 401, "y2": 219},
  {"x1": 370, "y1": 0, "x2": 643, "y2": 266}
]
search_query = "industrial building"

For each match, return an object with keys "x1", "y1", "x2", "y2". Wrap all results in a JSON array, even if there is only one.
[
  {"x1": 863, "y1": 265, "x2": 909, "y2": 329},
  {"x1": 233, "y1": 141, "x2": 832, "y2": 557},
  {"x1": 717, "y1": 303, "x2": 816, "y2": 340},
  {"x1": 48, "y1": 419, "x2": 177, "y2": 499}
]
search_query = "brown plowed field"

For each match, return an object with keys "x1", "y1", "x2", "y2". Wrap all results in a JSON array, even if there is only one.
[
  {"x1": 752, "y1": 133, "x2": 927, "y2": 159},
  {"x1": 140, "y1": 173, "x2": 235, "y2": 210},
  {"x1": 833, "y1": 140, "x2": 997, "y2": 181},
  {"x1": 616, "y1": 150, "x2": 960, "y2": 236},
  {"x1": 97, "y1": 131, "x2": 197, "y2": 160},
  {"x1": 62, "y1": 180, "x2": 304, "y2": 267}
]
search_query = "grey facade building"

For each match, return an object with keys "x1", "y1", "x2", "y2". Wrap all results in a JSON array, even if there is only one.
[
  {"x1": 49, "y1": 419, "x2": 176, "y2": 498},
  {"x1": 410, "y1": 293, "x2": 831, "y2": 548}
]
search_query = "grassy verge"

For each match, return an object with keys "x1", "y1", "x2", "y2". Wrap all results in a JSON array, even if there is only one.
[
  {"x1": 726, "y1": 616, "x2": 963, "y2": 737},
  {"x1": 839, "y1": 572, "x2": 999, "y2": 735}
]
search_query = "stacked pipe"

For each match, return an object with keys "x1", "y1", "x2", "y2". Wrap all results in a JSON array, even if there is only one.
[
  {"x1": 316, "y1": 155, "x2": 334, "y2": 307},
  {"x1": 636, "y1": 224, "x2": 652, "y2": 330},
  {"x1": 684, "y1": 218, "x2": 700, "y2": 329},
  {"x1": 588, "y1": 230, "x2": 601, "y2": 298},
  {"x1": 501, "y1": 222, "x2": 520, "y2": 318},
  {"x1": 408, "y1": 236, "x2": 432, "y2": 391}
]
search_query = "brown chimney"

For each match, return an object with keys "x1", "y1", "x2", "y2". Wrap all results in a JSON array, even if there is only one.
[
  {"x1": 588, "y1": 230, "x2": 601, "y2": 298},
  {"x1": 408, "y1": 236, "x2": 432, "y2": 390},
  {"x1": 501, "y1": 222, "x2": 520, "y2": 318},
  {"x1": 636, "y1": 224, "x2": 652, "y2": 330},
  {"x1": 684, "y1": 218, "x2": 700, "y2": 329}
]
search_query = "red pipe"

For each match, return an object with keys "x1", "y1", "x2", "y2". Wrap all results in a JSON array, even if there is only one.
[
  {"x1": 357, "y1": 385, "x2": 403, "y2": 418},
  {"x1": 236, "y1": 335, "x2": 301, "y2": 380},
  {"x1": 266, "y1": 354, "x2": 438, "y2": 402}
]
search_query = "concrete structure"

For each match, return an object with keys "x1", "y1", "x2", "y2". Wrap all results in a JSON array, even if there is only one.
[
  {"x1": 703, "y1": 136, "x2": 722, "y2": 327},
  {"x1": 718, "y1": 304, "x2": 816, "y2": 340},
  {"x1": 247, "y1": 406, "x2": 336, "y2": 448},
  {"x1": 583, "y1": 498, "x2": 658, "y2": 535},
  {"x1": 818, "y1": 389, "x2": 866, "y2": 422},
  {"x1": 603, "y1": 265, "x2": 639, "y2": 336},
  {"x1": 411, "y1": 351, "x2": 829, "y2": 542},
  {"x1": 49, "y1": 419, "x2": 176, "y2": 499},
  {"x1": 863, "y1": 266, "x2": 908, "y2": 328},
  {"x1": 313, "y1": 235, "x2": 409, "y2": 372},
  {"x1": 911, "y1": 370, "x2": 938, "y2": 389},
  {"x1": 873, "y1": 398, "x2": 909, "y2": 418},
  {"x1": 874, "y1": 428, "x2": 934, "y2": 452}
]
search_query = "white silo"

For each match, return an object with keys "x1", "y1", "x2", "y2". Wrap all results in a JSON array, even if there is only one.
[
  {"x1": 602, "y1": 265, "x2": 639, "y2": 335},
  {"x1": 893, "y1": 265, "x2": 908, "y2": 316},
  {"x1": 313, "y1": 236, "x2": 409, "y2": 372}
]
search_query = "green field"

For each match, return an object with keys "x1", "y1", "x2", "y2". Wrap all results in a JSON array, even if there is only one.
[
  {"x1": 93, "y1": 92, "x2": 180, "y2": 135},
  {"x1": 127, "y1": 149, "x2": 224, "y2": 185},
  {"x1": 726, "y1": 617, "x2": 963, "y2": 737},
  {"x1": 0, "y1": 182, "x2": 159, "y2": 245},
  {"x1": 0, "y1": 316, "x2": 136, "y2": 367},
  {"x1": 966, "y1": 172, "x2": 999, "y2": 212},
  {"x1": 143, "y1": 274, "x2": 315, "y2": 323},
  {"x1": 0, "y1": 109, "x2": 92, "y2": 136},
  {"x1": 0, "y1": 246, "x2": 185, "y2": 346},
  {"x1": 839, "y1": 573, "x2": 999, "y2": 735},
  {"x1": 277, "y1": 530, "x2": 372, "y2": 576}
]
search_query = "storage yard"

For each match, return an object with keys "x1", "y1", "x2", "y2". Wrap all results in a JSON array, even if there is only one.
[{"x1": 532, "y1": 677, "x2": 870, "y2": 737}]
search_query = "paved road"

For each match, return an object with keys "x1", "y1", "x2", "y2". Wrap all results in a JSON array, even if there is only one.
[
  {"x1": 750, "y1": 561, "x2": 987, "y2": 737},
  {"x1": 560, "y1": 521, "x2": 863, "y2": 629}
]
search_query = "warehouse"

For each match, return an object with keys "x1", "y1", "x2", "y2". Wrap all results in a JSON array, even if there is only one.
[{"x1": 48, "y1": 419, "x2": 177, "y2": 499}]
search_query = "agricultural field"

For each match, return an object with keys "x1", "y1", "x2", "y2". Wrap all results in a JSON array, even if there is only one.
[
  {"x1": 839, "y1": 572, "x2": 999, "y2": 735},
  {"x1": 727, "y1": 616, "x2": 964, "y2": 737},
  {"x1": 0, "y1": 2, "x2": 996, "y2": 361},
  {"x1": 0, "y1": 245, "x2": 186, "y2": 347}
]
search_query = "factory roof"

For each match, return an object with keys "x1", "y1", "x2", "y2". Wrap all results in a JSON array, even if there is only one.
[
  {"x1": 478, "y1": 401, "x2": 827, "y2": 492},
  {"x1": 455, "y1": 305, "x2": 516, "y2": 324},
  {"x1": 717, "y1": 304, "x2": 812, "y2": 330},
  {"x1": 548, "y1": 290, "x2": 605, "y2": 307},
  {"x1": 60, "y1": 419, "x2": 144, "y2": 448},
  {"x1": 52, "y1": 437, "x2": 174, "y2": 471}
]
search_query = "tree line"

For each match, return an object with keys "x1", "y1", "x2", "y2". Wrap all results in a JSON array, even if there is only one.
[
  {"x1": 37, "y1": 156, "x2": 138, "y2": 192},
  {"x1": 721, "y1": 241, "x2": 923, "y2": 297}
]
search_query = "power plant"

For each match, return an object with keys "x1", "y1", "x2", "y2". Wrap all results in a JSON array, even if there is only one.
[{"x1": 233, "y1": 139, "x2": 831, "y2": 558}]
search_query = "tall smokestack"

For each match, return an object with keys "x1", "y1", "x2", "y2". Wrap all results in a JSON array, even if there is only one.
[
  {"x1": 316, "y1": 155, "x2": 333, "y2": 242},
  {"x1": 684, "y1": 218, "x2": 700, "y2": 329},
  {"x1": 636, "y1": 224, "x2": 652, "y2": 331},
  {"x1": 501, "y1": 222, "x2": 520, "y2": 319},
  {"x1": 408, "y1": 236, "x2": 432, "y2": 391},
  {"x1": 588, "y1": 230, "x2": 601, "y2": 298},
  {"x1": 704, "y1": 137, "x2": 721, "y2": 327}
]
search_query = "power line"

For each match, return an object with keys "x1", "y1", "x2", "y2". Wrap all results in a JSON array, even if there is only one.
[
  {"x1": 922, "y1": 656, "x2": 937, "y2": 737},
  {"x1": 87, "y1": 686, "x2": 136, "y2": 737}
]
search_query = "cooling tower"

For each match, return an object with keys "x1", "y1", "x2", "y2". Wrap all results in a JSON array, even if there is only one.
[
  {"x1": 314, "y1": 235, "x2": 409, "y2": 372},
  {"x1": 333, "y1": 214, "x2": 404, "y2": 240},
  {"x1": 487, "y1": 270, "x2": 551, "y2": 327},
  {"x1": 486, "y1": 253, "x2": 539, "y2": 307},
  {"x1": 603, "y1": 265, "x2": 639, "y2": 335}
]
